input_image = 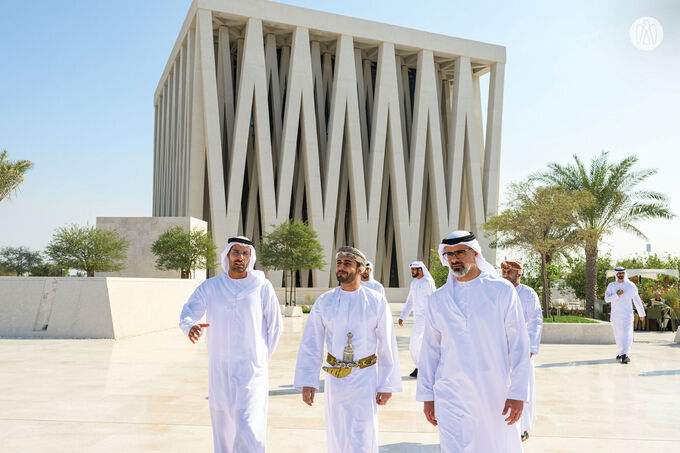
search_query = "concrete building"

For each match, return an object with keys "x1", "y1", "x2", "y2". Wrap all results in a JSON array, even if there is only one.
[{"x1": 153, "y1": 0, "x2": 506, "y2": 287}]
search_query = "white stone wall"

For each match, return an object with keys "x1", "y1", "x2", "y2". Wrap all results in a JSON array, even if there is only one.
[
  {"x1": 0, "y1": 277, "x2": 201, "y2": 339},
  {"x1": 153, "y1": 0, "x2": 506, "y2": 288},
  {"x1": 96, "y1": 216, "x2": 207, "y2": 280}
]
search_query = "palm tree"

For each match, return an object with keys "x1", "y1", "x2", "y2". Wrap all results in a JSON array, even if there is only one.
[
  {"x1": 535, "y1": 151, "x2": 674, "y2": 317},
  {"x1": 0, "y1": 149, "x2": 33, "y2": 202}
]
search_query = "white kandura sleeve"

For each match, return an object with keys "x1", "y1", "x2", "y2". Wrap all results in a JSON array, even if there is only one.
[
  {"x1": 415, "y1": 297, "x2": 441, "y2": 402},
  {"x1": 375, "y1": 296, "x2": 403, "y2": 393},
  {"x1": 604, "y1": 283, "x2": 619, "y2": 303},
  {"x1": 293, "y1": 300, "x2": 326, "y2": 391},
  {"x1": 262, "y1": 282, "x2": 283, "y2": 360},
  {"x1": 527, "y1": 289, "x2": 543, "y2": 355},
  {"x1": 399, "y1": 289, "x2": 415, "y2": 320},
  {"x1": 179, "y1": 284, "x2": 207, "y2": 336},
  {"x1": 505, "y1": 286, "x2": 531, "y2": 402}
]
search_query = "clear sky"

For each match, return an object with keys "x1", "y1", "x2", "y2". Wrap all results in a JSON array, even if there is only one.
[{"x1": 1, "y1": 0, "x2": 679, "y2": 261}]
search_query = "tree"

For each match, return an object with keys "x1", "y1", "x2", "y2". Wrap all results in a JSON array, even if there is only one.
[
  {"x1": 0, "y1": 246, "x2": 43, "y2": 275},
  {"x1": 259, "y1": 220, "x2": 326, "y2": 306},
  {"x1": 562, "y1": 253, "x2": 613, "y2": 301},
  {"x1": 45, "y1": 224, "x2": 129, "y2": 277},
  {"x1": 29, "y1": 261, "x2": 69, "y2": 277},
  {"x1": 0, "y1": 149, "x2": 33, "y2": 202},
  {"x1": 535, "y1": 151, "x2": 674, "y2": 317},
  {"x1": 484, "y1": 182, "x2": 594, "y2": 315},
  {"x1": 428, "y1": 248, "x2": 449, "y2": 288},
  {"x1": 151, "y1": 226, "x2": 217, "y2": 278}
]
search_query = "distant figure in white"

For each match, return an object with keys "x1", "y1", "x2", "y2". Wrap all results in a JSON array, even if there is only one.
[
  {"x1": 605, "y1": 266, "x2": 645, "y2": 364},
  {"x1": 360, "y1": 260, "x2": 386, "y2": 297},
  {"x1": 417, "y1": 231, "x2": 530, "y2": 453},
  {"x1": 501, "y1": 260, "x2": 543, "y2": 443},
  {"x1": 398, "y1": 261, "x2": 436, "y2": 378},
  {"x1": 294, "y1": 246, "x2": 402, "y2": 453},
  {"x1": 179, "y1": 236, "x2": 283, "y2": 453}
]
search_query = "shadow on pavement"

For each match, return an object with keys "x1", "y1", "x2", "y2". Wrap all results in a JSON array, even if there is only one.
[
  {"x1": 536, "y1": 359, "x2": 615, "y2": 368},
  {"x1": 269, "y1": 380, "x2": 325, "y2": 396},
  {"x1": 379, "y1": 442, "x2": 441, "y2": 452},
  {"x1": 638, "y1": 369, "x2": 680, "y2": 377}
]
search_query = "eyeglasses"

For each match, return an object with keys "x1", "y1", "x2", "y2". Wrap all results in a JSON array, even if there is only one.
[{"x1": 442, "y1": 248, "x2": 473, "y2": 259}]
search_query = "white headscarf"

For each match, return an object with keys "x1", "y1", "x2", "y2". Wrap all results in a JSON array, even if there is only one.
[
  {"x1": 409, "y1": 260, "x2": 435, "y2": 287},
  {"x1": 438, "y1": 230, "x2": 497, "y2": 280},
  {"x1": 365, "y1": 261, "x2": 376, "y2": 281},
  {"x1": 220, "y1": 236, "x2": 264, "y2": 279},
  {"x1": 613, "y1": 266, "x2": 630, "y2": 283}
]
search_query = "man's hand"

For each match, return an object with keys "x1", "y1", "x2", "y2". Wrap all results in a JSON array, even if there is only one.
[
  {"x1": 423, "y1": 401, "x2": 437, "y2": 426},
  {"x1": 616, "y1": 289, "x2": 624, "y2": 296},
  {"x1": 302, "y1": 386, "x2": 316, "y2": 406},
  {"x1": 398, "y1": 319, "x2": 404, "y2": 327},
  {"x1": 376, "y1": 392, "x2": 392, "y2": 406},
  {"x1": 640, "y1": 316, "x2": 646, "y2": 321},
  {"x1": 502, "y1": 399, "x2": 523, "y2": 425},
  {"x1": 530, "y1": 352, "x2": 534, "y2": 358},
  {"x1": 188, "y1": 323, "x2": 210, "y2": 344}
]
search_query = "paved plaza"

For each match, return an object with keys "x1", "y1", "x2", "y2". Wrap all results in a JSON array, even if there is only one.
[{"x1": 1, "y1": 303, "x2": 678, "y2": 452}]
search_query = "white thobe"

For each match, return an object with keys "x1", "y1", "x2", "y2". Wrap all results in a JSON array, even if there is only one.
[
  {"x1": 604, "y1": 281, "x2": 646, "y2": 355},
  {"x1": 179, "y1": 272, "x2": 283, "y2": 453},
  {"x1": 294, "y1": 286, "x2": 402, "y2": 453},
  {"x1": 361, "y1": 279, "x2": 386, "y2": 297},
  {"x1": 399, "y1": 277, "x2": 436, "y2": 366},
  {"x1": 515, "y1": 283, "x2": 543, "y2": 433},
  {"x1": 417, "y1": 273, "x2": 531, "y2": 453}
]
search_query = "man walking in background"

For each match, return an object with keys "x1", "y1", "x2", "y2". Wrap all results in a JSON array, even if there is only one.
[
  {"x1": 501, "y1": 260, "x2": 543, "y2": 442},
  {"x1": 398, "y1": 261, "x2": 436, "y2": 378}
]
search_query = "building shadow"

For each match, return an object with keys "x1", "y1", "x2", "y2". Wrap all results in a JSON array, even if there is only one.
[
  {"x1": 269, "y1": 380, "x2": 325, "y2": 396},
  {"x1": 536, "y1": 358, "x2": 615, "y2": 369},
  {"x1": 379, "y1": 443, "x2": 440, "y2": 452},
  {"x1": 396, "y1": 335, "x2": 411, "y2": 351},
  {"x1": 638, "y1": 369, "x2": 680, "y2": 377}
]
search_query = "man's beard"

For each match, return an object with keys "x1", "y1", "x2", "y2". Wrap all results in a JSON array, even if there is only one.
[
  {"x1": 336, "y1": 269, "x2": 357, "y2": 284},
  {"x1": 450, "y1": 262, "x2": 471, "y2": 277},
  {"x1": 230, "y1": 260, "x2": 247, "y2": 273}
]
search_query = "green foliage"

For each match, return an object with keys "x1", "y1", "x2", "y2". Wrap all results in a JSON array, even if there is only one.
[
  {"x1": 519, "y1": 254, "x2": 564, "y2": 299},
  {"x1": 428, "y1": 248, "x2": 449, "y2": 288},
  {"x1": 543, "y1": 316, "x2": 598, "y2": 323},
  {"x1": 151, "y1": 226, "x2": 217, "y2": 278},
  {"x1": 29, "y1": 261, "x2": 68, "y2": 277},
  {"x1": 0, "y1": 246, "x2": 43, "y2": 275},
  {"x1": 562, "y1": 253, "x2": 613, "y2": 300},
  {"x1": 535, "y1": 151, "x2": 675, "y2": 316},
  {"x1": 259, "y1": 220, "x2": 326, "y2": 305},
  {"x1": 484, "y1": 182, "x2": 593, "y2": 313},
  {"x1": 0, "y1": 149, "x2": 33, "y2": 202},
  {"x1": 46, "y1": 224, "x2": 129, "y2": 277}
]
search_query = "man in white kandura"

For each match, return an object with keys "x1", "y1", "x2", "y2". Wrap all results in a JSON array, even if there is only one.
[
  {"x1": 179, "y1": 236, "x2": 283, "y2": 453},
  {"x1": 501, "y1": 260, "x2": 543, "y2": 443},
  {"x1": 417, "y1": 231, "x2": 531, "y2": 453},
  {"x1": 398, "y1": 261, "x2": 436, "y2": 378},
  {"x1": 605, "y1": 266, "x2": 646, "y2": 364},
  {"x1": 294, "y1": 246, "x2": 402, "y2": 453},
  {"x1": 360, "y1": 260, "x2": 386, "y2": 297}
]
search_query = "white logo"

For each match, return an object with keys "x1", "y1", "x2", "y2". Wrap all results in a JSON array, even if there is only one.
[{"x1": 630, "y1": 17, "x2": 663, "y2": 51}]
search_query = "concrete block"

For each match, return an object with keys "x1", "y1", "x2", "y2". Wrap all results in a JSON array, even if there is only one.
[
  {"x1": 96, "y1": 216, "x2": 208, "y2": 280},
  {"x1": 0, "y1": 276, "x2": 201, "y2": 339},
  {"x1": 541, "y1": 320, "x2": 616, "y2": 345},
  {"x1": 283, "y1": 306, "x2": 303, "y2": 317}
]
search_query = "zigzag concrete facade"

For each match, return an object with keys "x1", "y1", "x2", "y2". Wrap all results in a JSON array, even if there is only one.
[{"x1": 152, "y1": 0, "x2": 506, "y2": 287}]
